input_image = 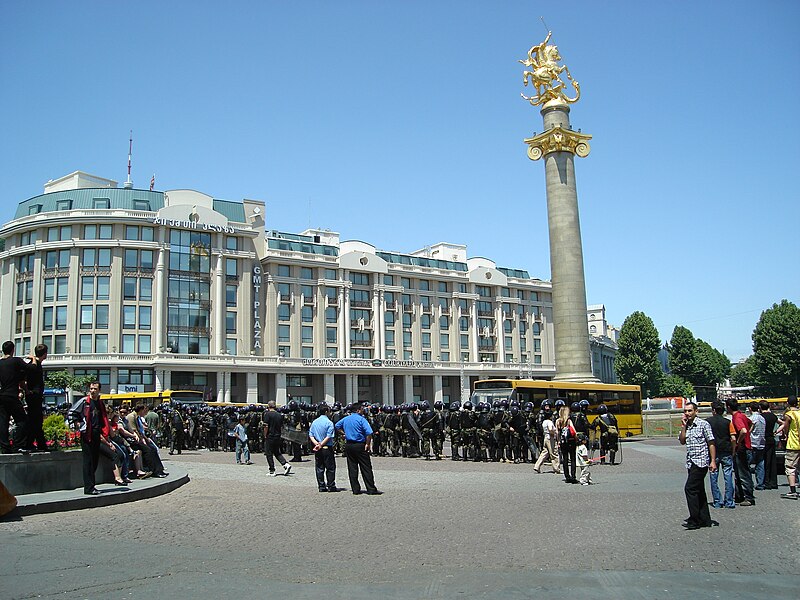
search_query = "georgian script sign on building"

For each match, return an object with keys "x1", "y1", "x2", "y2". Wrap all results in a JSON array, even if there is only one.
[
  {"x1": 252, "y1": 264, "x2": 263, "y2": 351},
  {"x1": 301, "y1": 358, "x2": 434, "y2": 369},
  {"x1": 153, "y1": 199, "x2": 237, "y2": 234}
]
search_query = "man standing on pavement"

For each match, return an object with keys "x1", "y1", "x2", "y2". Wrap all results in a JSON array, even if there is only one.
[
  {"x1": 0, "y1": 340, "x2": 36, "y2": 454},
  {"x1": 760, "y1": 400, "x2": 779, "y2": 490},
  {"x1": 73, "y1": 381, "x2": 110, "y2": 495},
  {"x1": 309, "y1": 404, "x2": 339, "y2": 492},
  {"x1": 707, "y1": 402, "x2": 735, "y2": 509},
  {"x1": 262, "y1": 401, "x2": 291, "y2": 477},
  {"x1": 748, "y1": 401, "x2": 766, "y2": 490},
  {"x1": 776, "y1": 395, "x2": 799, "y2": 500},
  {"x1": 25, "y1": 344, "x2": 48, "y2": 452},
  {"x1": 727, "y1": 398, "x2": 755, "y2": 506},
  {"x1": 335, "y1": 402, "x2": 382, "y2": 495},
  {"x1": 679, "y1": 401, "x2": 717, "y2": 529}
]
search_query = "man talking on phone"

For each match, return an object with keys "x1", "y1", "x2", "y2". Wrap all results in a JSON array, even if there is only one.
[{"x1": 679, "y1": 401, "x2": 718, "y2": 529}]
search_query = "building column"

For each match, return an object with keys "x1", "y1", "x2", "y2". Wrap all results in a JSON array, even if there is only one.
[
  {"x1": 381, "y1": 375, "x2": 391, "y2": 405},
  {"x1": 324, "y1": 373, "x2": 335, "y2": 405},
  {"x1": 217, "y1": 371, "x2": 225, "y2": 403},
  {"x1": 215, "y1": 248, "x2": 225, "y2": 355},
  {"x1": 375, "y1": 290, "x2": 384, "y2": 359},
  {"x1": 109, "y1": 369, "x2": 118, "y2": 395},
  {"x1": 433, "y1": 374, "x2": 443, "y2": 405},
  {"x1": 275, "y1": 372, "x2": 287, "y2": 406},
  {"x1": 154, "y1": 245, "x2": 165, "y2": 352},
  {"x1": 223, "y1": 371, "x2": 231, "y2": 403},
  {"x1": 403, "y1": 374, "x2": 414, "y2": 404},
  {"x1": 345, "y1": 374, "x2": 354, "y2": 405},
  {"x1": 469, "y1": 299, "x2": 478, "y2": 361},
  {"x1": 339, "y1": 286, "x2": 347, "y2": 358},
  {"x1": 246, "y1": 371, "x2": 258, "y2": 404},
  {"x1": 155, "y1": 368, "x2": 165, "y2": 393}
]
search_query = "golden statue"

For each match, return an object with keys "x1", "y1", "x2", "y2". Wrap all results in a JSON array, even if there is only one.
[{"x1": 519, "y1": 31, "x2": 580, "y2": 106}]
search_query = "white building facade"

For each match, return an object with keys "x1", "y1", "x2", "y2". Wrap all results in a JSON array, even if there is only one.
[{"x1": 0, "y1": 171, "x2": 612, "y2": 405}]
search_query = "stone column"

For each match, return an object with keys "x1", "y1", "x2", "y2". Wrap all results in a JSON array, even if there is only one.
[
  {"x1": 433, "y1": 375, "x2": 443, "y2": 405},
  {"x1": 246, "y1": 371, "x2": 258, "y2": 404},
  {"x1": 403, "y1": 374, "x2": 414, "y2": 404},
  {"x1": 324, "y1": 374, "x2": 335, "y2": 405},
  {"x1": 275, "y1": 372, "x2": 287, "y2": 406},
  {"x1": 526, "y1": 103, "x2": 596, "y2": 382}
]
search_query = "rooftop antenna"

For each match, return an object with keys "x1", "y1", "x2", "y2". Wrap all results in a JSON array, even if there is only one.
[
  {"x1": 540, "y1": 16, "x2": 550, "y2": 33},
  {"x1": 124, "y1": 130, "x2": 133, "y2": 189}
]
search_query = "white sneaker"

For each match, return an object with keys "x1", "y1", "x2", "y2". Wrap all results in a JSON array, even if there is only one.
[
  {"x1": 268, "y1": 471, "x2": 277, "y2": 477},
  {"x1": 283, "y1": 464, "x2": 292, "y2": 475}
]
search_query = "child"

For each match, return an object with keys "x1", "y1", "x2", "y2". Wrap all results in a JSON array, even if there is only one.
[
  {"x1": 576, "y1": 434, "x2": 592, "y2": 485},
  {"x1": 234, "y1": 416, "x2": 253, "y2": 465}
]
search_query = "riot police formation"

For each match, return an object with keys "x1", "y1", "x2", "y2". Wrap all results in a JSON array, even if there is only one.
[{"x1": 145, "y1": 399, "x2": 621, "y2": 472}]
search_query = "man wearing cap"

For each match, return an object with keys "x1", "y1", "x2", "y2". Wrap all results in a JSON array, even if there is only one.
[{"x1": 335, "y1": 403, "x2": 382, "y2": 495}]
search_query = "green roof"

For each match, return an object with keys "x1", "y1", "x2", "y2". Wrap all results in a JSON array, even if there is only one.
[
  {"x1": 498, "y1": 267, "x2": 531, "y2": 279},
  {"x1": 16, "y1": 188, "x2": 165, "y2": 219},
  {"x1": 377, "y1": 251, "x2": 468, "y2": 272},
  {"x1": 15, "y1": 188, "x2": 247, "y2": 223}
]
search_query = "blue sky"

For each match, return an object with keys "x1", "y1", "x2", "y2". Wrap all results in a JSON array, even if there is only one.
[{"x1": 1, "y1": 1, "x2": 798, "y2": 362}]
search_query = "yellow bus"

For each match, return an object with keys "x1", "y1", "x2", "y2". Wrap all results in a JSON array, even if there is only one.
[
  {"x1": 471, "y1": 379, "x2": 643, "y2": 437},
  {"x1": 100, "y1": 389, "x2": 205, "y2": 409}
]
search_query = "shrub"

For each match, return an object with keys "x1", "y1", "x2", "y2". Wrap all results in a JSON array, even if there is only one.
[{"x1": 43, "y1": 414, "x2": 71, "y2": 450}]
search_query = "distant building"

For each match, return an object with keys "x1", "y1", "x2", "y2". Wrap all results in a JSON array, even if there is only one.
[{"x1": 587, "y1": 304, "x2": 618, "y2": 383}]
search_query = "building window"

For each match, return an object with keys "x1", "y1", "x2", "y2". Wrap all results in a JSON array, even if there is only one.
[
  {"x1": 349, "y1": 272, "x2": 370, "y2": 286},
  {"x1": 278, "y1": 304, "x2": 291, "y2": 321},
  {"x1": 440, "y1": 333, "x2": 450, "y2": 348},
  {"x1": 81, "y1": 277, "x2": 95, "y2": 300},
  {"x1": 225, "y1": 236, "x2": 238, "y2": 251},
  {"x1": 122, "y1": 334, "x2": 136, "y2": 354},
  {"x1": 123, "y1": 277, "x2": 138, "y2": 300},
  {"x1": 385, "y1": 311, "x2": 395, "y2": 326},
  {"x1": 326, "y1": 327, "x2": 337, "y2": 344},
  {"x1": 123, "y1": 305, "x2": 137, "y2": 329},
  {"x1": 139, "y1": 306, "x2": 151, "y2": 330},
  {"x1": 28, "y1": 204, "x2": 42, "y2": 215},
  {"x1": 422, "y1": 332, "x2": 431, "y2": 348},
  {"x1": 95, "y1": 334, "x2": 108, "y2": 353},
  {"x1": 419, "y1": 280, "x2": 430, "y2": 291},
  {"x1": 226, "y1": 284, "x2": 237, "y2": 307},
  {"x1": 42, "y1": 307, "x2": 53, "y2": 330},
  {"x1": 226, "y1": 311, "x2": 237, "y2": 334},
  {"x1": 301, "y1": 326, "x2": 313, "y2": 343},
  {"x1": 85, "y1": 224, "x2": 113, "y2": 239},
  {"x1": 226, "y1": 338, "x2": 237, "y2": 355},
  {"x1": 277, "y1": 265, "x2": 291, "y2": 277},
  {"x1": 133, "y1": 200, "x2": 151, "y2": 212},
  {"x1": 383, "y1": 274, "x2": 394, "y2": 285},
  {"x1": 169, "y1": 230, "x2": 211, "y2": 273},
  {"x1": 47, "y1": 226, "x2": 71, "y2": 242},
  {"x1": 421, "y1": 314, "x2": 431, "y2": 329},
  {"x1": 93, "y1": 198, "x2": 110, "y2": 209},
  {"x1": 301, "y1": 306, "x2": 313, "y2": 322},
  {"x1": 96, "y1": 305, "x2": 109, "y2": 329},
  {"x1": 278, "y1": 283, "x2": 291, "y2": 298},
  {"x1": 79, "y1": 334, "x2": 92, "y2": 353},
  {"x1": 300, "y1": 267, "x2": 313, "y2": 280},
  {"x1": 385, "y1": 330, "x2": 395, "y2": 346},
  {"x1": 225, "y1": 258, "x2": 238, "y2": 279},
  {"x1": 80, "y1": 305, "x2": 93, "y2": 329},
  {"x1": 278, "y1": 325, "x2": 290, "y2": 343}
]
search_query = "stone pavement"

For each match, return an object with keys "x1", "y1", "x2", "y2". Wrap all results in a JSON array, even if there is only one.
[{"x1": 1, "y1": 439, "x2": 798, "y2": 599}]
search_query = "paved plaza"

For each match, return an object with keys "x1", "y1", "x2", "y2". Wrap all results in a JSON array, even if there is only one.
[{"x1": 2, "y1": 439, "x2": 798, "y2": 599}]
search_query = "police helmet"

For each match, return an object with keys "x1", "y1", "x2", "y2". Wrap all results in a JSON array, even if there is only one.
[
  {"x1": 554, "y1": 399, "x2": 566, "y2": 408},
  {"x1": 433, "y1": 400, "x2": 443, "y2": 410},
  {"x1": 570, "y1": 402, "x2": 580, "y2": 412},
  {"x1": 579, "y1": 399, "x2": 590, "y2": 410},
  {"x1": 463, "y1": 401, "x2": 473, "y2": 411},
  {"x1": 597, "y1": 404, "x2": 608, "y2": 415},
  {"x1": 449, "y1": 401, "x2": 461, "y2": 411},
  {"x1": 524, "y1": 402, "x2": 534, "y2": 412}
]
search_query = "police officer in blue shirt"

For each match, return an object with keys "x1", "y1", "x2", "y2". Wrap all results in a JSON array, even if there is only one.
[
  {"x1": 335, "y1": 402, "x2": 382, "y2": 495},
  {"x1": 309, "y1": 404, "x2": 340, "y2": 492}
]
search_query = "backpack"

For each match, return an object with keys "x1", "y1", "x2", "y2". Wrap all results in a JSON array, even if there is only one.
[{"x1": 560, "y1": 420, "x2": 576, "y2": 444}]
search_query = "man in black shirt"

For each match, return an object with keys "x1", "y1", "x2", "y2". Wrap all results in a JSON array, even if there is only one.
[
  {"x1": 707, "y1": 402, "x2": 735, "y2": 509},
  {"x1": 262, "y1": 401, "x2": 291, "y2": 476},
  {"x1": 760, "y1": 400, "x2": 779, "y2": 490},
  {"x1": 25, "y1": 344, "x2": 48, "y2": 451},
  {"x1": 0, "y1": 340, "x2": 36, "y2": 454}
]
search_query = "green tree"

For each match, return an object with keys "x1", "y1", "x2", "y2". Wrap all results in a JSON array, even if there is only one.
[
  {"x1": 692, "y1": 339, "x2": 730, "y2": 402},
  {"x1": 668, "y1": 325, "x2": 696, "y2": 381},
  {"x1": 730, "y1": 355, "x2": 759, "y2": 388},
  {"x1": 44, "y1": 370, "x2": 95, "y2": 395},
  {"x1": 615, "y1": 311, "x2": 662, "y2": 397},
  {"x1": 752, "y1": 299, "x2": 800, "y2": 396},
  {"x1": 658, "y1": 374, "x2": 694, "y2": 398}
]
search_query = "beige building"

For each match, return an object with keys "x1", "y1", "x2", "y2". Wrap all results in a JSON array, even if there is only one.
[{"x1": 0, "y1": 171, "x2": 611, "y2": 405}]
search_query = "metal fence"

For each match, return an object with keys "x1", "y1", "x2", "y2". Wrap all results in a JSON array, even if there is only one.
[{"x1": 641, "y1": 407, "x2": 712, "y2": 437}]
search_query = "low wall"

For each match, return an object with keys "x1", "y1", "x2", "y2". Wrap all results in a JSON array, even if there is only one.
[{"x1": 0, "y1": 451, "x2": 115, "y2": 495}]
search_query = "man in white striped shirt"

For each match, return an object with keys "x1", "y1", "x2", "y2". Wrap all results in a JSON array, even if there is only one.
[{"x1": 679, "y1": 402, "x2": 717, "y2": 530}]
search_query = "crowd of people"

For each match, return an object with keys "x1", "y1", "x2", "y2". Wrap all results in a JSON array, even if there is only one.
[{"x1": 679, "y1": 396, "x2": 799, "y2": 530}]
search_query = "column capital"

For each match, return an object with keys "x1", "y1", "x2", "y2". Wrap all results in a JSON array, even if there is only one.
[{"x1": 524, "y1": 126, "x2": 591, "y2": 161}]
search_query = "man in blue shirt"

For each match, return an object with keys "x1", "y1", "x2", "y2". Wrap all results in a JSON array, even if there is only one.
[
  {"x1": 335, "y1": 403, "x2": 382, "y2": 495},
  {"x1": 309, "y1": 404, "x2": 339, "y2": 492}
]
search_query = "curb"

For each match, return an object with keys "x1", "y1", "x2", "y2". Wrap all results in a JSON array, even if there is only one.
[{"x1": 6, "y1": 467, "x2": 190, "y2": 517}]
